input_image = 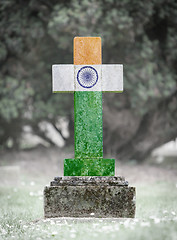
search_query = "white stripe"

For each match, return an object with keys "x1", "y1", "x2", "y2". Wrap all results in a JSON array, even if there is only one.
[
  {"x1": 52, "y1": 64, "x2": 123, "y2": 92},
  {"x1": 52, "y1": 65, "x2": 74, "y2": 92},
  {"x1": 102, "y1": 65, "x2": 123, "y2": 92}
]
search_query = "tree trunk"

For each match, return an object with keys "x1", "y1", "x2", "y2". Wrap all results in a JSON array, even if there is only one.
[{"x1": 103, "y1": 90, "x2": 177, "y2": 161}]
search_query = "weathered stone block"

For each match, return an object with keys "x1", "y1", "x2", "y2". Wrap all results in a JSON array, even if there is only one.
[{"x1": 44, "y1": 177, "x2": 136, "y2": 218}]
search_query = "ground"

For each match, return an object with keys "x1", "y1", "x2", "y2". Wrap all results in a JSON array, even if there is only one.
[{"x1": 0, "y1": 147, "x2": 177, "y2": 240}]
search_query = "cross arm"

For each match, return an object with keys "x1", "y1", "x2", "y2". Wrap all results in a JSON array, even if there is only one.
[{"x1": 52, "y1": 64, "x2": 123, "y2": 92}]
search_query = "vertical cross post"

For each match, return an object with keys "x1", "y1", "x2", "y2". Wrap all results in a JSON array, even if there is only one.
[{"x1": 74, "y1": 37, "x2": 103, "y2": 159}]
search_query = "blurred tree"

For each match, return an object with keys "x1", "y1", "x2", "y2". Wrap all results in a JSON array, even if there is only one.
[{"x1": 0, "y1": 0, "x2": 176, "y2": 161}]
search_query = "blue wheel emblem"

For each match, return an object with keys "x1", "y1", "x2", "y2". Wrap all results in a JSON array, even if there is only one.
[{"x1": 77, "y1": 66, "x2": 98, "y2": 88}]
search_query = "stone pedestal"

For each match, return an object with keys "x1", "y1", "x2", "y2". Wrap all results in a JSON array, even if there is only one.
[{"x1": 44, "y1": 176, "x2": 136, "y2": 218}]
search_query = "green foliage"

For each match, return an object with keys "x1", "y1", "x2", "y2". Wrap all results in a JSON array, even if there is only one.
[
  {"x1": 0, "y1": 77, "x2": 34, "y2": 121},
  {"x1": 0, "y1": 0, "x2": 176, "y2": 148}
]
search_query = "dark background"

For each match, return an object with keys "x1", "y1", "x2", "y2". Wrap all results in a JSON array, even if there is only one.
[{"x1": 0, "y1": 0, "x2": 177, "y2": 161}]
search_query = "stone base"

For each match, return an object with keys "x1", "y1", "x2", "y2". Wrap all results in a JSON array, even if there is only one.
[{"x1": 44, "y1": 177, "x2": 136, "y2": 218}]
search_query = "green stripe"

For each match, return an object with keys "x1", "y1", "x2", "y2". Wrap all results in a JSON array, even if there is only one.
[
  {"x1": 74, "y1": 91, "x2": 103, "y2": 158},
  {"x1": 63, "y1": 91, "x2": 115, "y2": 176},
  {"x1": 64, "y1": 158, "x2": 115, "y2": 176}
]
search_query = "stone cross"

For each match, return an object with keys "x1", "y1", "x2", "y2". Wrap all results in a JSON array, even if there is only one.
[{"x1": 52, "y1": 37, "x2": 123, "y2": 176}]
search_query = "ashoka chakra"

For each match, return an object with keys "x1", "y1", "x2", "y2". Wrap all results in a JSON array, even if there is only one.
[{"x1": 77, "y1": 66, "x2": 98, "y2": 88}]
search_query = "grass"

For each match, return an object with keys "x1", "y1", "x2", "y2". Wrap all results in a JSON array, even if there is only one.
[
  {"x1": 0, "y1": 147, "x2": 177, "y2": 239},
  {"x1": 0, "y1": 179, "x2": 177, "y2": 240}
]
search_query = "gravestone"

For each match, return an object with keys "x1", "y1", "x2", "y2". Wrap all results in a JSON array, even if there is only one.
[{"x1": 44, "y1": 37, "x2": 136, "y2": 218}]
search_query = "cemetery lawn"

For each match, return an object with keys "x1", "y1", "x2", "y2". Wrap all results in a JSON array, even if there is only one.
[{"x1": 0, "y1": 148, "x2": 177, "y2": 240}]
